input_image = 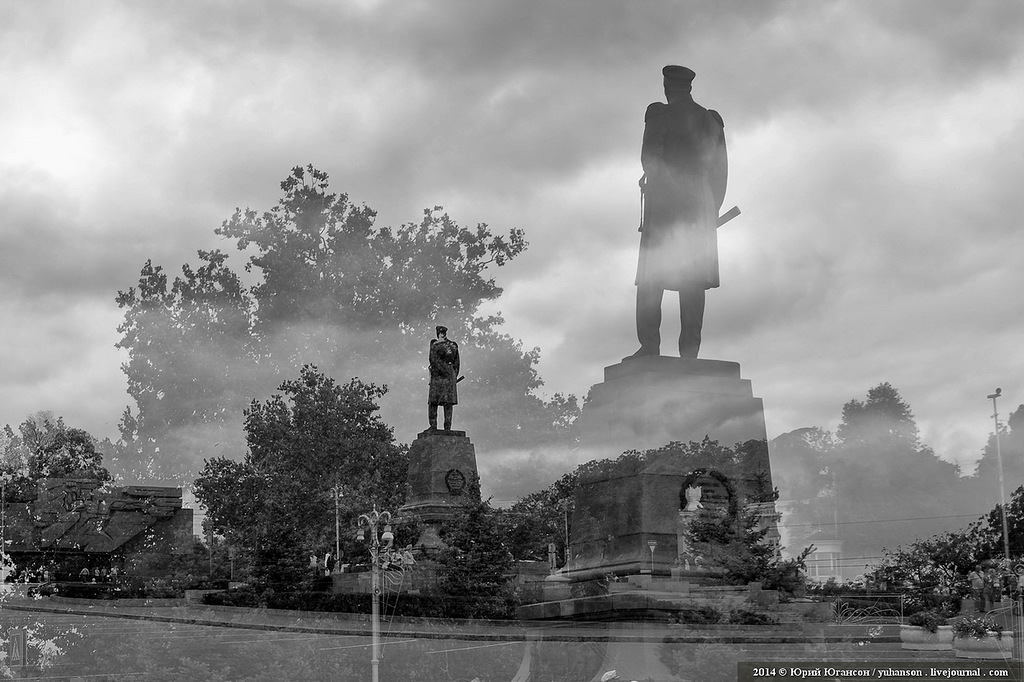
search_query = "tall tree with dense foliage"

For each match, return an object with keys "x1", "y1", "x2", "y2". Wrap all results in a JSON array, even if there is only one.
[
  {"x1": 193, "y1": 365, "x2": 407, "y2": 588},
  {"x1": 503, "y1": 469, "x2": 577, "y2": 563},
  {"x1": 114, "y1": 250, "x2": 258, "y2": 481},
  {"x1": 838, "y1": 381, "x2": 919, "y2": 446},
  {"x1": 773, "y1": 383, "x2": 969, "y2": 575},
  {"x1": 867, "y1": 483, "x2": 1024, "y2": 599},
  {"x1": 869, "y1": 530, "x2": 984, "y2": 598},
  {"x1": 437, "y1": 485, "x2": 516, "y2": 619},
  {"x1": 115, "y1": 165, "x2": 578, "y2": 479},
  {"x1": 971, "y1": 403, "x2": 1024, "y2": 503},
  {"x1": 1, "y1": 412, "x2": 110, "y2": 482}
]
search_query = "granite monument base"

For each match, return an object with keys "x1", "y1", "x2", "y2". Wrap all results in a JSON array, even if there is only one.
[
  {"x1": 577, "y1": 356, "x2": 771, "y2": 460},
  {"x1": 399, "y1": 428, "x2": 479, "y2": 555},
  {"x1": 569, "y1": 355, "x2": 777, "y2": 577}
]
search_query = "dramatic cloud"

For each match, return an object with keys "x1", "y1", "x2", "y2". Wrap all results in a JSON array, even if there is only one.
[{"x1": 2, "y1": 1, "x2": 1023, "y2": 502}]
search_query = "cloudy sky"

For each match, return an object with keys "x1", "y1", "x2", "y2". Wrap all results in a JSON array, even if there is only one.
[{"x1": 3, "y1": 0, "x2": 1023, "y2": 484}]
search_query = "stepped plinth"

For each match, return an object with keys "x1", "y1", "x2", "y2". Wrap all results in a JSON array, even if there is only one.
[
  {"x1": 578, "y1": 356, "x2": 771, "y2": 461},
  {"x1": 399, "y1": 428, "x2": 479, "y2": 554},
  {"x1": 568, "y1": 355, "x2": 777, "y2": 578}
]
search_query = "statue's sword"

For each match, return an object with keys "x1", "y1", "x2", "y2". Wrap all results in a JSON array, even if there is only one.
[
  {"x1": 638, "y1": 177, "x2": 741, "y2": 230},
  {"x1": 716, "y1": 205, "x2": 740, "y2": 227}
]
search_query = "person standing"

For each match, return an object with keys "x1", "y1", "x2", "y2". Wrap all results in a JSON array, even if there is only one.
[
  {"x1": 985, "y1": 566, "x2": 1002, "y2": 610},
  {"x1": 968, "y1": 565, "x2": 985, "y2": 612},
  {"x1": 628, "y1": 65, "x2": 728, "y2": 360},
  {"x1": 428, "y1": 325, "x2": 460, "y2": 431}
]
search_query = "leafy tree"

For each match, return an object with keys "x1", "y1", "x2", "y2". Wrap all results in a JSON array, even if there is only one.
[
  {"x1": 971, "y1": 403, "x2": 1024, "y2": 501},
  {"x1": 114, "y1": 250, "x2": 258, "y2": 481},
  {"x1": 437, "y1": 483, "x2": 516, "y2": 619},
  {"x1": 0, "y1": 423, "x2": 30, "y2": 476},
  {"x1": 193, "y1": 365, "x2": 407, "y2": 588},
  {"x1": 686, "y1": 503, "x2": 809, "y2": 594},
  {"x1": 869, "y1": 530, "x2": 983, "y2": 599},
  {"x1": 773, "y1": 383, "x2": 967, "y2": 576},
  {"x1": 974, "y1": 482, "x2": 1024, "y2": 560},
  {"x1": 838, "y1": 381, "x2": 919, "y2": 447},
  {"x1": 503, "y1": 469, "x2": 577, "y2": 563},
  {"x1": 115, "y1": 165, "x2": 579, "y2": 479},
  {"x1": 1, "y1": 412, "x2": 110, "y2": 482}
]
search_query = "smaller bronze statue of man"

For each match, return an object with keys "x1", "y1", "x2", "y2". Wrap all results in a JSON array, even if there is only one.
[{"x1": 428, "y1": 325, "x2": 460, "y2": 430}]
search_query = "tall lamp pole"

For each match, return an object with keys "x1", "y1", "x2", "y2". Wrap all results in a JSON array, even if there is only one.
[
  {"x1": 357, "y1": 508, "x2": 394, "y2": 682},
  {"x1": 332, "y1": 485, "x2": 342, "y2": 573},
  {"x1": 1, "y1": 475, "x2": 6, "y2": 557},
  {"x1": 989, "y1": 388, "x2": 1010, "y2": 563}
]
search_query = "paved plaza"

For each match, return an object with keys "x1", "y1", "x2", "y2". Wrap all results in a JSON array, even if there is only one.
[{"x1": 1, "y1": 594, "x2": 1019, "y2": 681}]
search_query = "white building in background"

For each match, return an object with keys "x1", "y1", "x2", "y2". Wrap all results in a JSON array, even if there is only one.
[{"x1": 802, "y1": 530, "x2": 844, "y2": 583}]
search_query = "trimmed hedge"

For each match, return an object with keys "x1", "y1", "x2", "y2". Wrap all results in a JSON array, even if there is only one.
[{"x1": 202, "y1": 587, "x2": 518, "y2": 620}]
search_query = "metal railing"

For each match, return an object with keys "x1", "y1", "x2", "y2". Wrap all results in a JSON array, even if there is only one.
[{"x1": 830, "y1": 593, "x2": 905, "y2": 625}]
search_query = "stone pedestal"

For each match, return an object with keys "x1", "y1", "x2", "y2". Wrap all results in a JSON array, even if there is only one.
[
  {"x1": 568, "y1": 355, "x2": 777, "y2": 577},
  {"x1": 399, "y1": 429, "x2": 479, "y2": 554},
  {"x1": 578, "y1": 356, "x2": 770, "y2": 464}
]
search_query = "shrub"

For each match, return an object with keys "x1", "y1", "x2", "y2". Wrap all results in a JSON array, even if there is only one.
[
  {"x1": 729, "y1": 609, "x2": 777, "y2": 626},
  {"x1": 201, "y1": 587, "x2": 519, "y2": 620},
  {"x1": 676, "y1": 605, "x2": 722, "y2": 624},
  {"x1": 903, "y1": 593, "x2": 961, "y2": 617},
  {"x1": 907, "y1": 609, "x2": 947, "y2": 633},
  {"x1": 953, "y1": 615, "x2": 1003, "y2": 639}
]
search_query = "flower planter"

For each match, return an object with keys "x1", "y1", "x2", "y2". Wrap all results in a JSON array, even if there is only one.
[
  {"x1": 900, "y1": 624, "x2": 953, "y2": 651},
  {"x1": 953, "y1": 631, "x2": 1013, "y2": 659}
]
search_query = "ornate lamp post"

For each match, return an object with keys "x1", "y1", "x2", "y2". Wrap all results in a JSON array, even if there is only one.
[
  {"x1": 1, "y1": 474, "x2": 7, "y2": 555},
  {"x1": 989, "y1": 389, "x2": 1011, "y2": 563},
  {"x1": 0, "y1": 473, "x2": 11, "y2": 584},
  {"x1": 331, "y1": 485, "x2": 343, "y2": 574},
  {"x1": 357, "y1": 507, "x2": 394, "y2": 682}
]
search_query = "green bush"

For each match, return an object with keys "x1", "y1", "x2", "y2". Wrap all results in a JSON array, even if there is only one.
[
  {"x1": 953, "y1": 615, "x2": 1003, "y2": 639},
  {"x1": 729, "y1": 608, "x2": 777, "y2": 625},
  {"x1": 903, "y1": 593, "x2": 961, "y2": 618},
  {"x1": 201, "y1": 587, "x2": 519, "y2": 620},
  {"x1": 907, "y1": 609, "x2": 947, "y2": 632},
  {"x1": 675, "y1": 605, "x2": 722, "y2": 624}
]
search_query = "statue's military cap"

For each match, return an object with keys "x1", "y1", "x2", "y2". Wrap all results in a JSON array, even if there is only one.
[{"x1": 662, "y1": 65, "x2": 696, "y2": 84}]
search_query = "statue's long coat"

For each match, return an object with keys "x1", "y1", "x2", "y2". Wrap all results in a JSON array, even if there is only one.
[
  {"x1": 636, "y1": 96, "x2": 728, "y2": 291},
  {"x1": 428, "y1": 338, "x2": 459, "y2": 405}
]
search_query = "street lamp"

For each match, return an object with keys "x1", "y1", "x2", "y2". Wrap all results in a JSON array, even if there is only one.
[
  {"x1": 989, "y1": 388, "x2": 1010, "y2": 563},
  {"x1": 0, "y1": 474, "x2": 11, "y2": 584},
  {"x1": 357, "y1": 507, "x2": 394, "y2": 682},
  {"x1": 331, "y1": 485, "x2": 342, "y2": 574},
  {"x1": 1, "y1": 474, "x2": 6, "y2": 555}
]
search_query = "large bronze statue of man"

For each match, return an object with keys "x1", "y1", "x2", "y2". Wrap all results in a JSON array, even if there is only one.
[
  {"x1": 428, "y1": 325, "x2": 460, "y2": 430},
  {"x1": 627, "y1": 65, "x2": 728, "y2": 360}
]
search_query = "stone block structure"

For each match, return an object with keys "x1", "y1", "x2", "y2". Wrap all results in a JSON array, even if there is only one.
[
  {"x1": 399, "y1": 428, "x2": 479, "y2": 553},
  {"x1": 2, "y1": 477, "x2": 193, "y2": 578}
]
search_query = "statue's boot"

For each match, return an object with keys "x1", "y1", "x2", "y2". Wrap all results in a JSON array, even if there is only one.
[
  {"x1": 622, "y1": 346, "x2": 659, "y2": 362},
  {"x1": 677, "y1": 286, "x2": 705, "y2": 359}
]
